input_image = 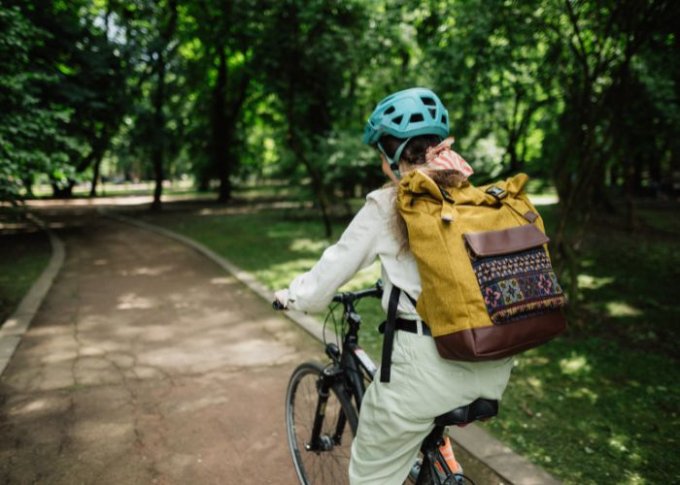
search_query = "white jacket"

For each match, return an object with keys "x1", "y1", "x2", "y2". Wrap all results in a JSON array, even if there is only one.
[{"x1": 288, "y1": 186, "x2": 422, "y2": 320}]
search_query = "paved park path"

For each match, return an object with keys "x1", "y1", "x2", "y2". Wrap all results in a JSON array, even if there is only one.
[{"x1": 0, "y1": 208, "x2": 320, "y2": 484}]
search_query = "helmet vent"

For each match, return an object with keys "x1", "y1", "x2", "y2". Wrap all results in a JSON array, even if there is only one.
[
  {"x1": 392, "y1": 115, "x2": 404, "y2": 125},
  {"x1": 410, "y1": 113, "x2": 424, "y2": 123},
  {"x1": 428, "y1": 108, "x2": 436, "y2": 118},
  {"x1": 421, "y1": 97, "x2": 436, "y2": 106},
  {"x1": 441, "y1": 114, "x2": 447, "y2": 123},
  {"x1": 385, "y1": 106, "x2": 396, "y2": 115}
]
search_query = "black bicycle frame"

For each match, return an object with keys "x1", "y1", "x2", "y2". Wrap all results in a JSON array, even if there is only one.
[
  {"x1": 340, "y1": 316, "x2": 370, "y2": 409},
  {"x1": 306, "y1": 286, "x2": 381, "y2": 451}
]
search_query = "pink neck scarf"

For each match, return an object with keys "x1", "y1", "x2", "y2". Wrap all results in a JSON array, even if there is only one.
[{"x1": 424, "y1": 137, "x2": 474, "y2": 178}]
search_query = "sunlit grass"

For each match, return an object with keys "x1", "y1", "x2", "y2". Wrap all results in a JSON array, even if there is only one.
[
  {"x1": 605, "y1": 301, "x2": 642, "y2": 317},
  {"x1": 577, "y1": 273, "x2": 614, "y2": 290},
  {"x1": 558, "y1": 354, "x2": 591, "y2": 376},
  {"x1": 486, "y1": 337, "x2": 679, "y2": 484}
]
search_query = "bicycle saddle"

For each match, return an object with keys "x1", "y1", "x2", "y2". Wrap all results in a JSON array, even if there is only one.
[{"x1": 434, "y1": 398, "x2": 499, "y2": 427}]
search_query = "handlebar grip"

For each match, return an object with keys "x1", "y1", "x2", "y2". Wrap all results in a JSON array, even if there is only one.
[{"x1": 272, "y1": 300, "x2": 286, "y2": 310}]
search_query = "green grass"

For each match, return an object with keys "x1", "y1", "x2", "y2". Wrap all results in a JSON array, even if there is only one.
[
  {"x1": 27, "y1": 179, "x2": 296, "y2": 201},
  {"x1": 0, "y1": 227, "x2": 51, "y2": 324},
  {"x1": 484, "y1": 204, "x2": 680, "y2": 484},
  {"x1": 29, "y1": 180, "x2": 210, "y2": 198},
  {"x1": 141, "y1": 198, "x2": 679, "y2": 485},
  {"x1": 487, "y1": 338, "x2": 678, "y2": 484}
]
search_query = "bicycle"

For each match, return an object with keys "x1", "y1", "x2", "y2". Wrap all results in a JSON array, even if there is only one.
[{"x1": 275, "y1": 282, "x2": 498, "y2": 485}]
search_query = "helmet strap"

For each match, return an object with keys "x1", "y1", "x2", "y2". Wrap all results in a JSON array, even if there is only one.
[
  {"x1": 392, "y1": 137, "x2": 412, "y2": 170},
  {"x1": 378, "y1": 138, "x2": 412, "y2": 172}
]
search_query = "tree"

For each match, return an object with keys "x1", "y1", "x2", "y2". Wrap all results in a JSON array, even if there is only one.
[
  {"x1": 180, "y1": 0, "x2": 262, "y2": 202},
  {"x1": 538, "y1": 0, "x2": 679, "y2": 296},
  {"x1": 148, "y1": 0, "x2": 179, "y2": 210},
  {"x1": 411, "y1": 0, "x2": 679, "y2": 299},
  {"x1": 258, "y1": 0, "x2": 373, "y2": 236},
  {"x1": 412, "y1": 0, "x2": 557, "y2": 179},
  {"x1": 0, "y1": 3, "x2": 80, "y2": 204},
  {"x1": 6, "y1": 0, "x2": 129, "y2": 198},
  {"x1": 111, "y1": 0, "x2": 180, "y2": 210}
]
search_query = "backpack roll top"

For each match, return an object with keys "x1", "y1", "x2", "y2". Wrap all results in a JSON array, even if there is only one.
[{"x1": 397, "y1": 170, "x2": 567, "y2": 362}]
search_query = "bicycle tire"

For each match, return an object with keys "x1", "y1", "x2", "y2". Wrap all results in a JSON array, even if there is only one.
[{"x1": 286, "y1": 361, "x2": 359, "y2": 485}]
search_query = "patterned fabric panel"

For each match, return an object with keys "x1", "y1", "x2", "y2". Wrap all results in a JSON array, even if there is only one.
[{"x1": 471, "y1": 247, "x2": 566, "y2": 324}]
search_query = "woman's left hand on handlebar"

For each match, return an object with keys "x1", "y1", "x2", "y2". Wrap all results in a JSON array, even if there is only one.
[{"x1": 273, "y1": 289, "x2": 290, "y2": 310}]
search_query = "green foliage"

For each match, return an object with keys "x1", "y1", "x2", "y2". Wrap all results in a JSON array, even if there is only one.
[
  {"x1": 2, "y1": 0, "x2": 678, "y2": 213},
  {"x1": 177, "y1": 0, "x2": 264, "y2": 199},
  {"x1": 315, "y1": 132, "x2": 385, "y2": 200},
  {"x1": 258, "y1": 0, "x2": 370, "y2": 133},
  {"x1": 0, "y1": 0, "x2": 130, "y2": 201},
  {"x1": 253, "y1": 0, "x2": 379, "y2": 233},
  {"x1": 0, "y1": 5, "x2": 80, "y2": 203}
]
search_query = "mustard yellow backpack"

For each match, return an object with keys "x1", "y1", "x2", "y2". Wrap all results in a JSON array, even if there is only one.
[{"x1": 397, "y1": 170, "x2": 567, "y2": 361}]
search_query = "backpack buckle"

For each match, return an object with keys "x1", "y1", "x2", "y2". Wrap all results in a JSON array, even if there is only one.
[{"x1": 486, "y1": 186, "x2": 506, "y2": 201}]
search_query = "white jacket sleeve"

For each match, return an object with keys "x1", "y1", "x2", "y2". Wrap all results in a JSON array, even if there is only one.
[{"x1": 287, "y1": 196, "x2": 384, "y2": 313}]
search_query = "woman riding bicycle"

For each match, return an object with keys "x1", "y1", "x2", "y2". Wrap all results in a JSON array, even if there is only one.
[{"x1": 275, "y1": 87, "x2": 514, "y2": 485}]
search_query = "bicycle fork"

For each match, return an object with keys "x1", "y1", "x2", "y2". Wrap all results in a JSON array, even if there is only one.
[{"x1": 307, "y1": 366, "x2": 345, "y2": 452}]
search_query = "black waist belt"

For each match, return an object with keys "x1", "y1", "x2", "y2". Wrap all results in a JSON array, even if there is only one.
[
  {"x1": 379, "y1": 318, "x2": 431, "y2": 336},
  {"x1": 380, "y1": 286, "x2": 430, "y2": 384}
]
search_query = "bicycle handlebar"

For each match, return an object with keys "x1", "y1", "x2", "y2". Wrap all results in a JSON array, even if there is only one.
[
  {"x1": 272, "y1": 280, "x2": 383, "y2": 311},
  {"x1": 331, "y1": 280, "x2": 383, "y2": 304}
]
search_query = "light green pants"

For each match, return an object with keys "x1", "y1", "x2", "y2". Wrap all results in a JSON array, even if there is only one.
[{"x1": 349, "y1": 330, "x2": 514, "y2": 485}]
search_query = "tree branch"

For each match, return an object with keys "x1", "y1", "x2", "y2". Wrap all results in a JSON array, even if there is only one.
[{"x1": 564, "y1": 0, "x2": 591, "y2": 79}]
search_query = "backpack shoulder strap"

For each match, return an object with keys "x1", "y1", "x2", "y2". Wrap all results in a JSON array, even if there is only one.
[
  {"x1": 379, "y1": 286, "x2": 418, "y2": 383},
  {"x1": 379, "y1": 285, "x2": 401, "y2": 383}
]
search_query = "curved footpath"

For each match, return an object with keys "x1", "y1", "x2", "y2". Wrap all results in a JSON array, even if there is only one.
[{"x1": 0, "y1": 205, "x2": 559, "y2": 484}]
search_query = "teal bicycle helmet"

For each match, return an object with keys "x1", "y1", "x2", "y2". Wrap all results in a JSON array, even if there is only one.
[{"x1": 363, "y1": 87, "x2": 449, "y2": 169}]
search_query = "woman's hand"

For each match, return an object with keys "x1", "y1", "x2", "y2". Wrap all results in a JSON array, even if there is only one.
[{"x1": 273, "y1": 289, "x2": 290, "y2": 310}]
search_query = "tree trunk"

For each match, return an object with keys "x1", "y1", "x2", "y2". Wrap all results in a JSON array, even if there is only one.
[
  {"x1": 289, "y1": 132, "x2": 333, "y2": 238},
  {"x1": 213, "y1": 48, "x2": 231, "y2": 203},
  {"x1": 90, "y1": 156, "x2": 102, "y2": 197},
  {"x1": 22, "y1": 177, "x2": 34, "y2": 198},
  {"x1": 150, "y1": 50, "x2": 166, "y2": 211},
  {"x1": 312, "y1": 175, "x2": 333, "y2": 238},
  {"x1": 623, "y1": 158, "x2": 639, "y2": 230},
  {"x1": 149, "y1": 0, "x2": 178, "y2": 211},
  {"x1": 51, "y1": 180, "x2": 75, "y2": 198},
  {"x1": 649, "y1": 154, "x2": 661, "y2": 197}
]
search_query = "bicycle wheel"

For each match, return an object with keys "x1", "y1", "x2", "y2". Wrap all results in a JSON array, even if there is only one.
[{"x1": 286, "y1": 361, "x2": 359, "y2": 485}]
